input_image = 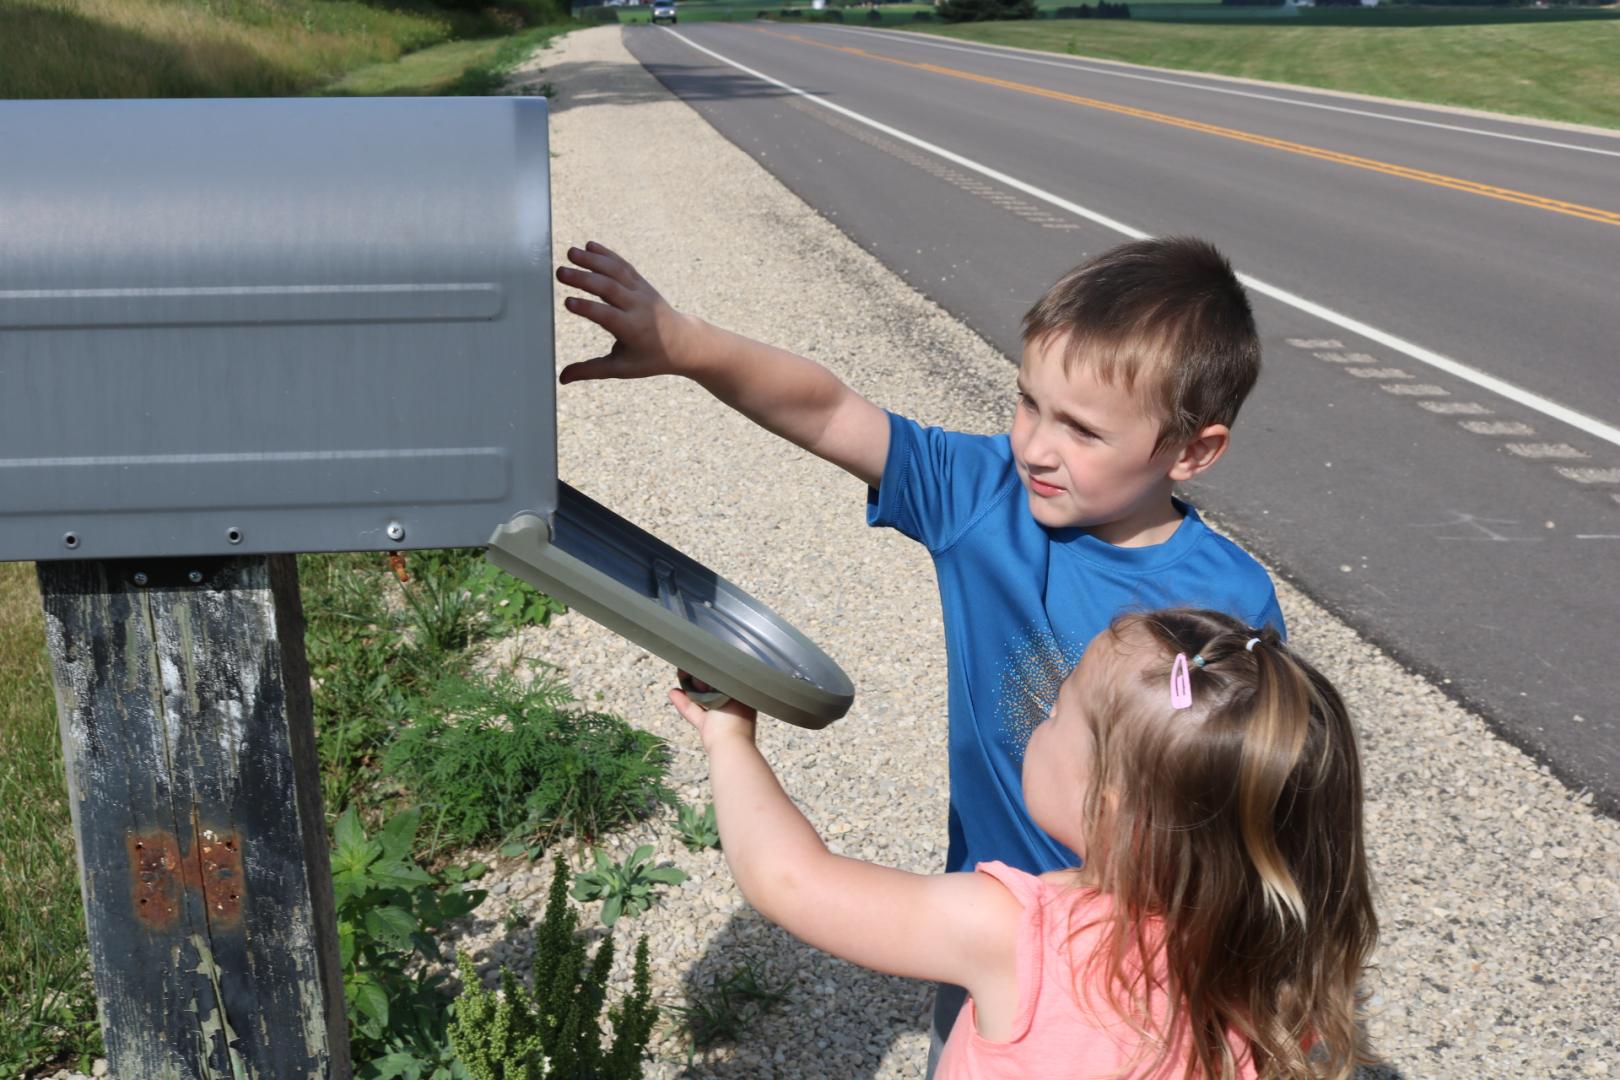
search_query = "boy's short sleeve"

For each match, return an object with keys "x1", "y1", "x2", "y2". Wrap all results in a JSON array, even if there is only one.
[
  {"x1": 1254, "y1": 590, "x2": 1288, "y2": 640},
  {"x1": 866, "y1": 412, "x2": 1016, "y2": 555}
]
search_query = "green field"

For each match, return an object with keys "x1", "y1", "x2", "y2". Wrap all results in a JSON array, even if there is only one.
[
  {"x1": 907, "y1": 7, "x2": 1620, "y2": 129},
  {"x1": 610, "y1": 0, "x2": 1620, "y2": 129}
]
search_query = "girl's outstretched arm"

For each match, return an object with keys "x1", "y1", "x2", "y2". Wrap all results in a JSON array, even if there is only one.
[{"x1": 670, "y1": 688, "x2": 1019, "y2": 999}]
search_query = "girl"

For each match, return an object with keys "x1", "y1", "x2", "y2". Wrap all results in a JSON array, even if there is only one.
[{"x1": 670, "y1": 609, "x2": 1378, "y2": 1079}]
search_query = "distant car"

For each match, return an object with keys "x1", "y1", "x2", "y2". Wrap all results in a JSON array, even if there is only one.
[{"x1": 651, "y1": 0, "x2": 677, "y2": 21}]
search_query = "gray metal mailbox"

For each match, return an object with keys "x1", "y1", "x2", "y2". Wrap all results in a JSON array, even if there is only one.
[{"x1": 1, "y1": 97, "x2": 852, "y2": 728}]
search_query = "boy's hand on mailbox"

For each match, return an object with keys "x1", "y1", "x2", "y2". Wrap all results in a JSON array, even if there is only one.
[{"x1": 556, "y1": 241, "x2": 706, "y2": 383}]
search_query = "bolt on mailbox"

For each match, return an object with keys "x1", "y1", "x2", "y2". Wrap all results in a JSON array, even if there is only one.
[{"x1": 0, "y1": 96, "x2": 851, "y2": 728}]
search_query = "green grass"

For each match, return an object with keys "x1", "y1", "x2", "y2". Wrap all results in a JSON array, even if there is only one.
[
  {"x1": 1, "y1": 0, "x2": 457, "y2": 98},
  {"x1": 1, "y1": 0, "x2": 570, "y2": 99},
  {"x1": 0, "y1": 564, "x2": 102, "y2": 1076},
  {"x1": 902, "y1": 7, "x2": 1620, "y2": 129},
  {"x1": 327, "y1": 23, "x2": 569, "y2": 95}
]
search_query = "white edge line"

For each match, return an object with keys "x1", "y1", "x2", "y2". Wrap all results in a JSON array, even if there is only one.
[
  {"x1": 660, "y1": 26, "x2": 1620, "y2": 450},
  {"x1": 823, "y1": 24, "x2": 1620, "y2": 160}
]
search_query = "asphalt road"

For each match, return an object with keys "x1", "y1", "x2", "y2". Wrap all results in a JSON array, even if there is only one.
[{"x1": 618, "y1": 21, "x2": 1620, "y2": 812}]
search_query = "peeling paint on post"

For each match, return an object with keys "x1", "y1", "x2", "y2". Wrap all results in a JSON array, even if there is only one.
[{"x1": 37, "y1": 556, "x2": 350, "y2": 1079}]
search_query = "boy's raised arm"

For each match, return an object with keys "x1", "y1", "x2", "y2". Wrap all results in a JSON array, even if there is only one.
[{"x1": 557, "y1": 242, "x2": 890, "y2": 489}]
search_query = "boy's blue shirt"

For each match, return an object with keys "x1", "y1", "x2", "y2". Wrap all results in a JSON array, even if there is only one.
[{"x1": 867, "y1": 411, "x2": 1286, "y2": 876}]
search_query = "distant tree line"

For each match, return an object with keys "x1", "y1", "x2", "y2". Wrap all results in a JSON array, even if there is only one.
[{"x1": 937, "y1": 0, "x2": 1130, "y2": 20}]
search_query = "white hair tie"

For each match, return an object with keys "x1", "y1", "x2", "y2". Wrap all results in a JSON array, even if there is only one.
[{"x1": 1245, "y1": 637, "x2": 1261, "y2": 652}]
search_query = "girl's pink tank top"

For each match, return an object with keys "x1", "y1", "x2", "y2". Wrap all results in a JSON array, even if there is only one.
[{"x1": 935, "y1": 861, "x2": 1258, "y2": 1080}]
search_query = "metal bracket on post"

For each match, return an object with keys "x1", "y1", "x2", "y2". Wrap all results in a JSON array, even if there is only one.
[{"x1": 129, "y1": 827, "x2": 244, "y2": 931}]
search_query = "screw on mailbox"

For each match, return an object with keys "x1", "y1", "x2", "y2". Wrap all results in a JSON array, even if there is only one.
[
  {"x1": 386, "y1": 522, "x2": 406, "y2": 542},
  {"x1": 187, "y1": 571, "x2": 204, "y2": 585},
  {"x1": 132, "y1": 572, "x2": 149, "y2": 587}
]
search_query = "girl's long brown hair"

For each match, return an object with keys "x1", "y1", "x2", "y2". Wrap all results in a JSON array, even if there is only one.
[{"x1": 1069, "y1": 610, "x2": 1377, "y2": 1079}]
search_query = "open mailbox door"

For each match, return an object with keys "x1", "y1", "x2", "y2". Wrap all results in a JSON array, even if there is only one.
[{"x1": 488, "y1": 484, "x2": 853, "y2": 729}]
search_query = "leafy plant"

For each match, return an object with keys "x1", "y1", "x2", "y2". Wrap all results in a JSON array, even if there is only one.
[
  {"x1": 466, "y1": 559, "x2": 566, "y2": 636},
  {"x1": 673, "y1": 801, "x2": 720, "y2": 852},
  {"x1": 669, "y1": 960, "x2": 791, "y2": 1057},
  {"x1": 385, "y1": 672, "x2": 673, "y2": 851},
  {"x1": 571, "y1": 845, "x2": 687, "y2": 927},
  {"x1": 330, "y1": 805, "x2": 487, "y2": 1079},
  {"x1": 451, "y1": 858, "x2": 658, "y2": 1079}
]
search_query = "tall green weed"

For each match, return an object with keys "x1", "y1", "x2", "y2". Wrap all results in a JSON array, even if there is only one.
[{"x1": 452, "y1": 859, "x2": 657, "y2": 1079}]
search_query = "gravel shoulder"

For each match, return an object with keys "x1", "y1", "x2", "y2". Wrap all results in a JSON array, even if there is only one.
[{"x1": 455, "y1": 26, "x2": 1620, "y2": 1080}]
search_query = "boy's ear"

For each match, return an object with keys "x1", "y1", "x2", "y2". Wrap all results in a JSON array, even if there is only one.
[{"x1": 1165, "y1": 424, "x2": 1229, "y2": 482}]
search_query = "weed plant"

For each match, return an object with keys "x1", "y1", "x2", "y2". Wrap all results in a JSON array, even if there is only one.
[
  {"x1": 669, "y1": 960, "x2": 791, "y2": 1060},
  {"x1": 385, "y1": 672, "x2": 674, "y2": 851},
  {"x1": 674, "y1": 801, "x2": 721, "y2": 852},
  {"x1": 452, "y1": 858, "x2": 658, "y2": 1079},
  {"x1": 301, "y1": 553, "x2": 436, "y2": 811},
  {"x1": 571, "y1": 845, "x2": 688, "y2": 927}
]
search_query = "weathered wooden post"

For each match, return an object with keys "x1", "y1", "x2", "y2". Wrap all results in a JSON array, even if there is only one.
[
  {"x1": 37, "y1": 556, "x2": 349, "y2": 1077},
  {"x1": 3, "y1": 94, "x2": 852, "y2": 1077}
]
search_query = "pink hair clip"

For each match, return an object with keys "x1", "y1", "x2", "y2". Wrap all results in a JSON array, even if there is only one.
[{"x1": 1170, "y1": 653, "x2": 1193, "y2": 710}]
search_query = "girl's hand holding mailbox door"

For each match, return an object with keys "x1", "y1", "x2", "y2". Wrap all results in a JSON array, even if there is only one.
[{"x1": 556, "y1": 240, "x2": 891, "y2": 490}]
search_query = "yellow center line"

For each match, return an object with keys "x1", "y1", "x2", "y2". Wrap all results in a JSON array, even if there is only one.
[{"x1": 752, "y1": 26, "x2": 1620, "y2": 229}]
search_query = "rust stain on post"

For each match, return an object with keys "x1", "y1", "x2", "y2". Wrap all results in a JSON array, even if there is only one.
[
  {"x1": 196, "y1": 828, "x2": 244, "y2": 927},
  {"x1": 128, "y1": 827, "x2": 244, "y2": 931},
  {"x1": 129, "y1": 830, "x2": 182, "y2": 930}
]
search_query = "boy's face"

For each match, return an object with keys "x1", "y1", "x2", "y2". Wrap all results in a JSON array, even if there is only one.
[{"x1": 1009, "y1": 333, "x2": 1180, "y2": 545}]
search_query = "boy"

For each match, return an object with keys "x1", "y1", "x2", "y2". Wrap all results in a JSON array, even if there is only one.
[{"x1": 556, "y1": 235, "x2": 1284, "y2": 1062}]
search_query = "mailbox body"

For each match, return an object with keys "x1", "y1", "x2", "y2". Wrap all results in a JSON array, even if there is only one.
[{"x1": 0, "y1": 97, "x2": 555, "y2": 561}]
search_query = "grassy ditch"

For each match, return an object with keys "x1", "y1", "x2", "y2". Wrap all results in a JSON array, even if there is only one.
[
  {"x1": 2, "y1": 0, "x2": 570, "y2": 99},
  {"x1": 327, "y1": 22, "x2": 569, "y2": 94},
  {"x1": 906, "y1": 7, "x2": 1620, "y2": 129}
]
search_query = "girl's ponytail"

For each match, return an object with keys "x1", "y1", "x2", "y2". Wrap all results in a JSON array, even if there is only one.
[{"x1": 1235, "y1": 627, "x2": 1312, "y2": 931}]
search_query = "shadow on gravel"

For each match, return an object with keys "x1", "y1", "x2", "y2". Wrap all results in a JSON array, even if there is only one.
[
  {"x1": 1358, "y1": 1065, "x2": 1408, "y2": 1079},
  {"x1": 675, "y1": 908, "x2": 930, "y2": 1078}
]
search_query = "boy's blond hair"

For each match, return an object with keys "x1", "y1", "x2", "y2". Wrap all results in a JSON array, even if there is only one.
[{"x1": 1021, "y1": 237, "x2": 1261, "y2": 454}]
